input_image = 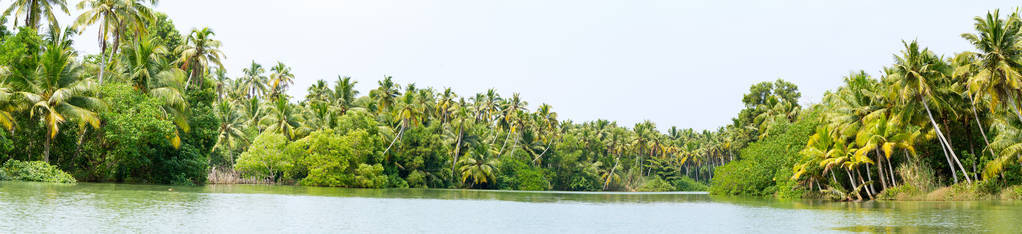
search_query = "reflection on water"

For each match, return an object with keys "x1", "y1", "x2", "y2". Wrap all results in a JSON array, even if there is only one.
[{"x1": 1, "y1": 182, "x2": 1020, "y2": 233}]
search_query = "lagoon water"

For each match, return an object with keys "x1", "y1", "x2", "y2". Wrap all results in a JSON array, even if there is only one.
[{"x1": 1, "y1": 182, "x2": 1020, "y2": 233}]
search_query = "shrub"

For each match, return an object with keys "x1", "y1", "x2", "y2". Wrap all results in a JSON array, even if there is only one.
[
  {"x1": 0, "y1": 160, "x2": 76, "y2": 183},
  {"x1": 670, "y1": 176, "x2": 709, "y2": 191},
  {"x1": 638, "y1": 177, "x2": 676, "y2": 192},
  {"x1": 354, "y1": 163, "x2": 387, "y2": 188},
  {"x1": 710, "y1": 109, "x2": 820, "y2": 196},
  {"x1": 235, "y1": 132, "x2": 291, "y2": 181}
]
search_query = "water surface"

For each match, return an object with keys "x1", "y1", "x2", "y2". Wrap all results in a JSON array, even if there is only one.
[{"x1": 1, "y1": 182, "x2": 1018, "y2": 233}]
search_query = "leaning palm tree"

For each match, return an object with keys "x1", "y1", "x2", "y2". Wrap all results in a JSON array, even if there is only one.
[
  {"x1": 0, "y1": 82, "x2": 16, "y2": 132},
  {"x1": 961, "y1": 9, "x2": 1022, "y2": 122},
  {"x1": 3, "y1": 0, "x2": 69, "y2": 30},
  {"x1": 149, "y1": 68, "x2": 190, "y2": 147},
  {"x1": 888, "y1": 40, "x2": 971, "y2": 183},
  {"x1": 177, "y1": 27, "x2": 225, "y2": 89},
  {"x1": 19, "y1": 37, "x2": 105, "y2": 162},
  {"x1": 74, "y1": 0, "x2": 158, "y2": 85}
]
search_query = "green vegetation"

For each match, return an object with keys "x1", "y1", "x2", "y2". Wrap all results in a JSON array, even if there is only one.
[
  {"x1": 3, "y1": 0, "x2": 1022, "y2": 200},
  {"x1": 0, "y1": 160, "x2": 76, "y2": 183},
  {"x1": 713, "y1": 9, "x2": 1022, "y2": 201}
]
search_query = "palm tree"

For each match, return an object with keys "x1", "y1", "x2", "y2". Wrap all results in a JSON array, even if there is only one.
[
  {"x1": 259, "y1": 96, "x2": 301, "y2": 141},
  {"x1": 0, "y1": 82, "x2": 16, "y2": 132},
  {"x1": 149, "y1": 68, "x2": 189, "y2": 147},
  {"x1": 458, "y1": 150, "x2": 498, "y2": 188},
  {"x1": 74, "y1": 0, "x2": 158, "y2": 85},
  {"x1": 268, "y1": 61, "x2": 294, "y2": 98},
  {"x1": 3, "y1": 0, "x2": 69, "y2": 30},
  {"x1": 370, "y1": 75, "x2": 400, "y2": 113},
  {"x1": 241, "y1": 61, "x2": 267, "y2": 99},
  {"x1": 497, "y1": 93, "x2": 526, "y2": 155},
  {"x1": 382, "y1": 91, "x2": 422, "y2": 155},
  {"x1": 333, "y1": 76, "x2": 358, "y2": 115},
  {"x1": 177, "y1": 27, "x2": 225, "y2": 89},
  {"x1": 120, "y1": 34, "x2": 167, "y2": 92},
  {"x1": 961, "y1": 9, "x2": 1022, "y2": 122},
  {"x1": 18, "y1": 37, "x2": 105, "y2": 162},
  {"x1": 889, "y1": 40, "x2": 971, "y2": 183},
  {"x1": 213, "y1": 100, "x2": 247, "y2": 164}
]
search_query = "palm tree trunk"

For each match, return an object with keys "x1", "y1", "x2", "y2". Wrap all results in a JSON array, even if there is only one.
[
  {"x1": 451, "y1": 122, "x2": 464, "y2": 182},
  {"x1": 509, "y1": 134, "x2": 519, "y2": 158},
  {"x1": 858, "y1": 169, "x2": 874, "y2": 200},
  {"x1": 382, "y1": 124, "x2": 405, "y2": 155},
  {"x1": 874, "y1": 148, "x2": 888, "y2": 190},
  {"x1": 888, "y1": 153, "x2": 898, "y2": 187},
  {"x1": 865, "y1": 163, "x2": 876, "y2": 194},
  {"x1": 847, "y1": 169, "x2": 862, "y2": 201},
  {"x1": 921, "y1": 97, "x2": 970, "y2": 183},
  {"x1": 43, "y1": 134, "x2": 51, "y2": 163},
  {"x1": 497, "y1": 128, "x2": 512, "y2": 156},
  {"x1": 968, "y1": 98, "x2": 998, "y2": 166}
]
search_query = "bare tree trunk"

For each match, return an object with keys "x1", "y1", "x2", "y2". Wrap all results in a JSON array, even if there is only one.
[
  {"x1": 847, "y1": 169, "x2": 862, "y2": 201},
  {"x1": 888, "y1": 152, "x2": 898, "y2": 187},
  {"x1": 874, "y1": 148, "x2": 888, "y2": 190},
  {"x1": 922, "y1": 98, "x2": 970, "y2": 183},
  {"x1": 382, "y1": 125, "x2": 404, "y2": 155}
]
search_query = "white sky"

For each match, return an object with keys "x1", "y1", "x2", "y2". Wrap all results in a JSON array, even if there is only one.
[{"x1": 27, "y1": 0, "x2": 1022, "y2": 130}]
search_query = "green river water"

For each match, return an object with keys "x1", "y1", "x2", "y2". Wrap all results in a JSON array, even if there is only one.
[{"x1": 1, "y1": 181, "x2": 1020, "y2": 233}]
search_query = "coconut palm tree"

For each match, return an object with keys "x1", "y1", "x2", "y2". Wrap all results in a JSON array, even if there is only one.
[
  {"x1": 0, "y1": 82, "x2": 15, "y2": 132},
  {"x1": 889, "y1": 40, "x2": 971, "y2": 183},
  {"x1": 213, "y1": 99, "x2": 247, "y2": 164},
  {"x1": 268, "y1": 61, "x2": 294, "y2": 98},
  {"x1": 177, "y1": 27, "x2": 225, "y2": 89},
  {"x1": 961, "y1": 9, "x2": 1022, "y2": 122},
  {"x1": 19, "y1": 36, "x2": 105, "y2": 162},
  {"x1": 370, "y1": 75, "x2": 400, "y2": 113},
  {"x1": 241, "y1": 61, "x2": 267, "y2": 99},
  {"x1": 458, "y1": 149, "x2": 498, "y2": 188},
  {"x1": 382, "y1": 91, "x2": 422, "y2": 155},
  {"x1": 260, "y1": 96, "x2": 301, "y2": 141},
  {"x1": 333, "y1": 76, "x2": 358, "y2": 115},
  {"x1": 3, "y1": 0, "x2": 69, "y2": 30},
  {"x1": 120, "y1": 34, "x2": 167, "y2": 92},
  {"x1": 74, "y1": 0, "x2": 158, "y2": 85}
]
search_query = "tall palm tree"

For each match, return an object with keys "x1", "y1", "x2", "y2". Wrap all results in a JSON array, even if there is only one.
[
  {"x1": 333, "y1": 76, "x2": 358, "y2": 115},
  {"x1": 149, "y1": 68, "x2": 189, "y2": 147},
  {"x1": 177, "y1": 27, "x2": 225, "y2": 89},
  {"x1": 241, "y1": 61, "x2": 267, "y2": 99},
  {"x1": 74, "y1": 0, "x2": 158, "y2": 85},
  {"x1": 120, "y1": 34, "x2": 167, "y2": 92},
  {"x1": 19, "y1": 36, "x2": 105, "y2": 162},
  {"x1": 213, "y1": 100, "x2": 247, "y2": 164},
  {"x1": 3, "y1": 0, "x2": 69, "y2": 30},
  {"x1": 382, "y1": 91, "x2": 422, "y2": 155},
  {"x1": 370, "y1": 75, "x2": 400, "y2": 113},
  {"x1": 260, "y1": 96, "x2": 301, "y2": 141},
  {"x1": 961, "y1": 9, "x2": 1022, "y2": 121},
  {"x1": 458, "y1": 150, "x2": 498, "y2": 188},
  {"x1": 268, "y1": 61, "x2": 294, "y2": 98},
  {"x1": 0, "y1": 82, "x2": 16, "y2": 132},
  {"x1": 889, "y1": 40, "x2": 971, "y2": 183}
]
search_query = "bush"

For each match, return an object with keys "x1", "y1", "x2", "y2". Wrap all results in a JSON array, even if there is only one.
[
  {"x1": 638, "y1": 177, "x2": 676, "y2": 192},
  {"x1": 710, "y1": 109, "x2": 820, "y2": 196},
  {"x1": 354, "y1": 163, "x2": 387, "y2": 188},
  {"x1": 670, "y1": 176, "x2": 709, "y2": 191},
  {"x1": 0, "y1": 160, "x2": 76, "y2": 183},
  {"x1": 235, "y1": 132, "x2": 292, "y2": 181}
]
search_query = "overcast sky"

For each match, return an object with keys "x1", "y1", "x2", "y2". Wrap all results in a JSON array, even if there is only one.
[{"x1": 36, "y1": 0, "x2": 1022, "y2": 130}]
